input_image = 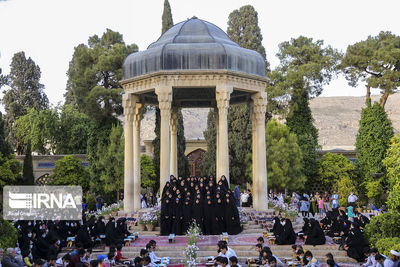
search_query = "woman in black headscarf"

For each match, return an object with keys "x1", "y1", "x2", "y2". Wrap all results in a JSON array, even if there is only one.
[
  {"x1": 192, "y1": 193, "x2": 204, "y2": 233},
  {"x1": 224, "y1": 196, "x2": 242, "y2": 235},
  {"x1": 172, "y1": 196, "x2": 183, "y2": 235},
  {"x1": 272, "y1": 217, "x2": 283, "y2": 237},
  {"x1": 105, "y1": 217, "x2": 116, "y2": 246},
  {"x1": 76, "y1": 224, "x2": 94, "y2": 249},
  {"x1": 203, "y1": 195, "x2": 219, "y2": 235},
  {"x1": 215, "y1": 192, "x2": 225, "y2": 233},
  {"x1": 345, "y1": 222, "x2": 367, "y2": 262},
  {"x1": 219, "y1": 175, "x2": 229, "y2": 191},
  {"x1": 276, "y1": 218, "x2": 296, "y2": 245},
  {"x1": 162, "y1": 181, "x2": 171, "y2": 198},
  {"x1": 160, "y1": 193, "x2": 173, "y2": 235},
  {"x1": 182, "y1": 197, "x2": 193, "y2": 234},
  {"x1": 305, "y1": 219, "x2": 326, "y2": 245}
]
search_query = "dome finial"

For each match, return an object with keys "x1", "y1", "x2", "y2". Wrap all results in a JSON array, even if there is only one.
[{"x1": 191, "y1": 16, "x2": 198, "y2": 19}]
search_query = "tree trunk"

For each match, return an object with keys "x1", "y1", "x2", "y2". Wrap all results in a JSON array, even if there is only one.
[
  {"x1": 380, "y1": 90, "x2": 390, "y2": 108},
  {"x1": 365, "y1": 85, "x2": 371, "y2": 101}
]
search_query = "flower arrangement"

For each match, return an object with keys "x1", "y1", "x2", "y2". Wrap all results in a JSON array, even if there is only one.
[
  {"x1": 238, "y1": 207, "x2": 249, "y2": 224},
  {"x1": 141, "y1": 209, "x2": 158, "y2": 225},
  {"x1": 184, "y1": 220, "x2": 202, "y2": 267},
  {"x1": 86, "y1": 201, "x2": 123, "y2": 218}
]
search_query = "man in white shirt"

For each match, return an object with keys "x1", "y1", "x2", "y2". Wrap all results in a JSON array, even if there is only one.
[
  {"x1": 218, "y1": 245, "x2": 235, "y2": 259},
  {"x1": 241, "y1": 191, "x2": 249, "y2": 207},
  {"x1": 363, "y1": 248, "x2": 379, "y2": 267},
  {"x1": 348, "y1": 192, "x2": 357, "y2": 206}
]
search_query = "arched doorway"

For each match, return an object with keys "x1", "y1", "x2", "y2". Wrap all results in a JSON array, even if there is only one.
[{"x1": 187, "y1": 149, "x2": 205, "y2": 177}]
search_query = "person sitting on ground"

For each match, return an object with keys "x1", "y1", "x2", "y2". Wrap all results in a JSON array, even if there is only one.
[
  {"x1": 68, "y1": 249, "x2": 85, "y2": 267},
  {"x1": 142, "y1": 256, "x2": 155, "y2": 267},
  {"x1": 148, "y1": 241, "x2": 161, "y2": 264},
  {"x1": 296, "y1": 249, "x2": 308, "y2": 266},
  {"x1": 362, "y1": 248, "x2": 376, "y2": 267},
  {"x1": 229, "y1": 256, "x2": 240, "y2": 267},
  {"x1": 139, "y1": 249, "x2": 148, "y2": 259},
  {"x1": 305, "y1": 251, "x2": 320, "y2": 267},
  {"x1": 215, "y1": 256, "x2": 228, "y2": 267},
  {"x1": 89, "y1": 260, "x2": 98, "y2": 267},
  {"x1": 325, "y1": 253, "x2": 338, "y2": 267},
  {"x1": 257, "y1": 237, "x2": 265, "y2": 247},
  {"x1": 218, "y1": 245, "x2": 235, "y2": 260},
  {"x1": 81, "y1": 249, "x2": 92, "y2": 265},
  {"x1": 22, "y1": 249, "x2": 33, "y2": 267},
  {"x1": 56, "y1": 254, "x2": 71, "y2": 267},
  {"x1": 34, "y1": 259, "x2": 45, "y2": 267},
  {"x1": 267, "y1": 256, "x2": 277, "y2": 267},
  {"x1": 115, "y1": 245, "x2": 129, "y2": 263},
  {"x1": 133, "y1": 257, "x2": 143, "y2": 267},
  {"x1": 218, "y1": 241, "x2": 237, "y2": 258},
  {"x1": 384, "y1": 250, "x2": 400, "y2": 267},
  {"x1": 101, "y1": 253, "x2": 114, "y2": 267},
  {"x1": 375, "y1": 254, "x2": 385, "y2": 267},
  {"x1": 2, "y1": 248, "x2": 23, "y2": 267},
  {"x1": 255, "y1": 244, "x2": 263, "y2": 264}
]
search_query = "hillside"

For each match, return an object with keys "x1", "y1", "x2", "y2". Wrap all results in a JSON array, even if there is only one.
[{"x1": 139, "y1": 93, "x2": 400, "y2": 148}]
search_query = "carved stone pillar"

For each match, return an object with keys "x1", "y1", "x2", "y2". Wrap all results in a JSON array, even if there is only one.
[
  {"x1": 155, "y1": 86, "x2": 172, "y2": 189},
  {"x1": 251, "y1": 92, "x2": 268, "y2": 210},
  {"x1": 133, "y1": 102, "x2": 144, "y2": 211},
  {"x1": 170, "y1": 107, "x2": 179, "y2": 177},
  {"x1": 123, "y1": 94, "x2": 135, "y2": 213},
  {"x1": 250, "y1": 102, "x2": 258, "y2": 209},
  {"x1": 215, "y1": 107, "x2": 219, "y2": 178},
  {"x1": 216, "y1": 84, "x2": 232, "y2": 185}
]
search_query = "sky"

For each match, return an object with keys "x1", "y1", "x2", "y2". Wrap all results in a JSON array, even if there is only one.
[{"x1": 1, "y1": 0, "x2": 400, "y2": 109}]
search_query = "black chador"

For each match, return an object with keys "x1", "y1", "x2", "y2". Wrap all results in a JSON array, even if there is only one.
[
  {"x1": 172, "y1": 197, "x2": 183, "y2": 235},
  {"x1": 215, "y1": 194, "x2": 225, "y2": 233},
  {"x1": 160, "y1": 195, "x2": 173, "y2": 236},
  {"x1": 276, "y1": 219, "x2": 296, "y2": 245},
  {"x1": 192, "y1": 195, "x2": 204, "y2": 233},
  {"x1": 272, "y1": 217, "x2": 283, "y2": 237},
  {"x1": 224, "y1": 196, "x2": 242, "y2": 235},
  {"x1": 203, "y1": 196, "x2": 219, "y2": 235},
  {"x1": 182, "y1": 197, "x2": 193, "y2": 234},
  {"x1": 305, "y1": 219, "x2": 326, "y2": 245}
]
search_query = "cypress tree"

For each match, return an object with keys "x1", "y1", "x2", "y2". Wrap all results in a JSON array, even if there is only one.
[
  {"x1": 161, "y1": 0, "x2": 173, "y2": 34},
  {"x1": 356, "y1": 101, "x2": 394, "y2": 204},
  {"x1": 201, "y1": 109, "x2": 217, "y2": 176},
  {"x1": 153, "y1": 0, "x2": 189, "y2": 183},
  {"x1": 0, "y1": 112, "x2": 12, "y2": 157},
  {"x1": 286, "y1": 89, "x2": 319, "y2": 185},
  {"x1": 23, "y1": 139, "x2": 34, "y2": 185}
]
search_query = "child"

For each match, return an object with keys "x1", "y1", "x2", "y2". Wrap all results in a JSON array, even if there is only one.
[{"x1": 318, "y1": 198, "x2": 324, "y2": 216}]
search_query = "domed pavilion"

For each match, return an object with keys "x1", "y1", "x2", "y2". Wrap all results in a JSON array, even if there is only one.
[{"x1": 120, "y1": 17, "x2": 268, "y2": 212}]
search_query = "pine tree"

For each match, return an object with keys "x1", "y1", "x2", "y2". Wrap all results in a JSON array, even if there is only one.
[{"x1": 23, "y1": 139, "x2": 34, "y2": 185}]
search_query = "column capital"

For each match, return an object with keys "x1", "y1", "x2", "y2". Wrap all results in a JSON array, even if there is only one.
[
  {"x1": 216, "y1": 85, "x2": 233, "y2": 116},
  {"x1": 170, "y1": 107, "x2": 179, "y2": 134},
  {"x1": 251, "y1": 92, "x2": 267, "y2": 124},
  {"x1": 123, "y1": 93, "x2": 137, "y2": 122},
  {"x1": 133, "y1": 103, "x2": 144, "y2": 128},
  {"x1": 155, "y1": 86, "x2": 172, "y2": 111}
]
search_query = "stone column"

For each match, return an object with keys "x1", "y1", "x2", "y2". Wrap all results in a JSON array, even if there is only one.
[
  {"x1": 251, "y1": 92, "x2": 268, "y2": 211},
  {"x1": 215, "y1": 107, "x2": 219, "y2": 178},
  {"x1": 250, "y1": 103, "x2": 258, "y2": 209},
  {"x1": 123, "y1": 93, "x2": 135, "y2": 213},
  {"x1": 170, "y1": 107, "x2": 179, "y2": 177},
  {"x1": 133, "y1": 102, "x2": 144, "y2": 211},
  {"x1": 155, "y1": 86, "x2": 172, "y2": 188},
  {"x1": 216, "y1": 84, "x2": 232, "y2": 184}
]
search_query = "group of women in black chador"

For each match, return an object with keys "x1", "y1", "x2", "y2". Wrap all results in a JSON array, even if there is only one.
[{"x1": 160, "y1": 175, "x2": 242, "y2": 236}]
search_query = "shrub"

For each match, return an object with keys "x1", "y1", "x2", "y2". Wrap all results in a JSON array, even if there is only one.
[
  {"x1": 0, "y1": 218, "x2": 18, "y2": 250},
  {"x1": 85, "y1": 194, "x2": 96, "y2": 211},
  {"x1": 375, "y1": 237, "x2": 400, "y2": 257},
  {"x1": 364, "y1": 212, "x2": 400, "y2": 245}
]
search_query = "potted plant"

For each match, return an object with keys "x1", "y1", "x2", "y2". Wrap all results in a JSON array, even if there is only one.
[
  {"x1": 138, "y1": 219, "x2": 146, "y2": 231},
  {"x1": 274, "y1": 206, "x2": 280, "y2": 216}
]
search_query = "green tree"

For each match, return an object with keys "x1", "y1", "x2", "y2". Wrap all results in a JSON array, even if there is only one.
[
  {"x1": 266, "y1": 119, "x2": 305, "y2": 191},
  {"x1": 49, "y1": 155, "x2": 90, "y2": 191},
  {"x1": 334, "y1": 176, "x2": 358, "y2": 207},
  {"x1": 0, "y1": 112, "x2": 12, "y2": 157},
  {"x1": 269, "y1": 36, "x2": 341, "y2": 185},
  {"x1": 341, "y1": 31, "x2": 400, "y2": 108},
  {"x1": 161, "y1": 0, "x2": 173, "y2": 34},
  {"x1": 364, "y1": 212, "x2": 400, "y2": 246},
  {"x1": 0, "y1": 218, "x2": 18, "y2": 250},
  {"x1": 0, "y1": 153, "x2": 22, "y2": 190},
  {"x1": 383, "y1": 133, "x2": 400, "y2": 211},
  {"x1": 22, "y1": 139, "x2": 34, "y2": 185},
  {"x1": 65, "y1": 29, "x2": 138, "y2": 122},
  {"x1": 201, "y1": 109, "x2": 216, "y2": 176},
  {"x1": 14, "y1": 108, "x2": 58, "y2": 154},
  {"x1": 56, "y1": 105, "x2": 91, "y2": 154},
  {"x1": 356, "y1": 102, "x2": 394, "y2": 204},
  {"x1": 152, "y1": 2, "x2": 189, "y2": 182},
  {"x1": 141, "y1": 154, "x2": 157, "y2": 189},
  {"x1": 317, "y1": 153, "x2": 356, "y2": 192},
  {"x1": 1, "y1": 51, "x2": 49, "y2": 154},
  {"x1": 98, "y1": 124, "x2": 124, "y2": 201}
]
